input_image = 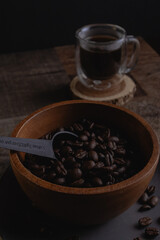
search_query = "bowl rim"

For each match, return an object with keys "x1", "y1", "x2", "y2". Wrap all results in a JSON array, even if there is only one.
[{"x1": 10, "y1": 100, "x2": 160, "y2": 195}]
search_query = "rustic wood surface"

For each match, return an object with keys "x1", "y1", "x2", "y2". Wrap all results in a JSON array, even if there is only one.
[{"x1": 0, "y1": 37, "x2": 160, "y2": 177}]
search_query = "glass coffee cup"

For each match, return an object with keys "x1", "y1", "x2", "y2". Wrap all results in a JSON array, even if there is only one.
[{"x1": 75, "y1": 24, "x2": 140, "y2": 90}]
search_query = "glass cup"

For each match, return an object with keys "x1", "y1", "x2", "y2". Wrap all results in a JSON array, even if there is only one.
[{"x1": 75, "y1": 24, "x2": 140, "y2": 90}]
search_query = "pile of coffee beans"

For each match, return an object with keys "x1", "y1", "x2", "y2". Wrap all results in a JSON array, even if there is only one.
[
  {"x1": 24, "y1": 118, "x2": 142, "y2": 187},
  {"x1": 133, "y1": 185, "x2": 159, "y2": 239}
]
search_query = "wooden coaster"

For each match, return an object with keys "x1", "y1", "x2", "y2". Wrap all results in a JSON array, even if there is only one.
[{"x1": 70, "y1": 75, "x2": 136, "y2": 105}]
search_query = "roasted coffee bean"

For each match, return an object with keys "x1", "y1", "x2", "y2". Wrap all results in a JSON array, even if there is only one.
[
  {"x1": 148, "y1": 196, "x2": 159, "y2": 207},
  {"x1": 82, "y1": 160, "x2": 96, "y2": 171},
  {"x1": 94, "y1": 161, "x2": 104, "y2": 169},
  {"x1": 61, "y1": 146, "x2": 73, "y2": 156},
  {"x1": 116, "y1": 147, "x2": 126, "y2": 155},
  {"x1": 70, "y1": 178, "x2": 85, "y2": 187},
  {"x1": 97, "y1": 135, "x2": 104, "y2": 143},
  {"x1": 91, "y1": 177, "x2": 103, "y2": 186},
  {"x1": 118, "y1": 166, "x2": 126, "y2": 174},
  {"x1": 68, "y1": 168, "x2": 82, "y2": 181},
  {"x1": 53, "y1": 177, "x2": 66, "y2": 185},
  {"x1": 139, "y1": 204, "x2": 151, "y2": 211},
  {"x1": 88, "y1": 140, "x2": 97, "y2": 149},
  {"x1": 115, "y1": 158, "x2": 126, "y2": 166},
  {"x1": 73, "y1": 123, "x2": 83, "y2": 132},
  {"x1": 89, "y1": 150, "x2": 99, "y2": 162},
  {"x1": 99, "y1": 152, "x2": 105, "y2": 160},
  {"x1": 138, "y1": 217, "x2": 152, "y2": 227},
  {"x1": 146, "y1": 185, "x2": 156, "y2": 196},
  {"x1": 108, "y1": 140, "x2": 117, "y2": 150},
  {"x1": 145, "y1": 227, "x2": 159, "y2": 237},
  {"x1": 139, "y1": 192, "x2": 149, "y2": 204},
  {"x1": 75, "y1": 149, "x2": 87, "y2": 159},
  {"x1": 79, "y1": 134, "x2": 88, "y2": 142},
  {"x1": 109, "y1": 136, "x2": 119, "y2": 142}
]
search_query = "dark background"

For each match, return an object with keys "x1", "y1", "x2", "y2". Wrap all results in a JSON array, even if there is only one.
[{"x1": 0, "y1": 0, "x2": 159, "y2": 54}]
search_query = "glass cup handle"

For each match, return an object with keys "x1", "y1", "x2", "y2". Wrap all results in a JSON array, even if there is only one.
[{"x1": 124, "y1": 35, "x2": 140, "y2": 73}]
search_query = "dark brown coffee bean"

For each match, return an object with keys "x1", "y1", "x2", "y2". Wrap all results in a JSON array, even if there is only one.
[
  {"x1": 108, "y1": 140, "x2": 116, "y2": 150},
  {"x1": 99, "y1": 152, "x2": 105, "y2": 160},
  {"x1": 116, "y1": 147, "x2": 126, "y2": 155},
  {"x1": 97, "y1": 135, "x2": 104, "y2": 143},
  {"x1": 70, "y1": 178, "x2": 85, "y2": 187},
  {"x1": 75, "y1": 149, "x2": 87, "y2": 159},
  {"x1": 82, "y1": 160, "x2": 96, "y2": 171},
  {"x1": 118, "y1": 166, "x2": 126, "y2": 174},
  {"x1": 94, "y1": 161, "x2": 104, "y2": 169},
  {"x1": 145, "y1": 227, "x2": 159, "y2": 237},
  {"x1": 115, "y1": 158, "x2": 126, "y2": 166},
  {"x1": 61, "y1": 146, "x2": 73, "y2": 156},
  {"x1": 79, "y1": 134, "x2": 88, "y2": 142},
  {"x1": 89, "y1": 150, "x2": 99, "y2": 162},
  {"x1": 109, "y1": 136, "x2": 119, "y2": 142},
  {"x1": 139, "y1": 192, "x2": 149, "y2": 204},
  {"x1": 53, "y1": 177, "x2": 66, "y2": 185},
  {"x1": 148, "y1": 196, "x2": 159, "y2": 207},
  {"x1": 146, "y1": 185, "x2": 156, "y2": 196},
  {"x1": 139, "y1": 204, "x2": 151, "y2": 211},
  {"x1": 73, "y1": 123, "x2": 83, "y2": 132},
  {"x1": 89, "y1": 140, "x2": 97, "y2": 149},
  {"x1": 83, "y1": 130, "x2": 90, "y2": 137},
  {"x1": 68, "y1": 168, "x2": 82, "y2": 181},
  {"x1": 138, "y1": 217, "x2": 152, "y2": 227},
  {"x1": 91, "y1": 177, "x2": 103, "y2": 186}
]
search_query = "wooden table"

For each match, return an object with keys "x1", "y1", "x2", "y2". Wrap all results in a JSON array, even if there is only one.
[
  {"x1": 0, "y1": 37, "x2": 160, "y2": 240},
  {"x1": 0, "y1": 37, "x2": 160, "y2": 178}
]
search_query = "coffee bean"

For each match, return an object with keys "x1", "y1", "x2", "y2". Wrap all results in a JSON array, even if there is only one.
[
  {"x1": 75, "y1": 149, "x2": 87, "y2": 159},
  {"x1": 109, "y1": 136, "x2": 119, "y2": 142},
  {"x1": 115, "y1": 158, "x2": 126, "y2": 166},
  {"x1": 139, "y1": 192, "x2": 149, "y2": 204},
  {"x1": 118, "y1": 166, "x2": 126, "y2": 174},
  {"x1": 139, "y1": 204, "x2": 151, "y2": 211},
  {"x1": 88, "y1": 140, "x2": 97, "y2": 149},
  {"x1": 82, "y1": 160, "x2": 96, "y2": 171},
  {"x1": 68, "y1": 168, "x2": 82, "y2": 181},
  {"x1": 89, "y1": 150, "x2": 99, "y2": 162},
  {"x1": 61, "y1": 146, "x2": 73, "y2": 156},
  {"x1": 91, "y1": 177, "x2": 103, "y2": 186},
  {"x1": 73, "y1": 123, "x2": 83, "y2": 132},
  {"x1": 145, "y1": 227, "x2": 159, "y2": 237},
  {"x1": 53, "y1": 177, "x2": 66, "y2": 185},
  {"x1": 70, "y1": 178, "x2": 85, "y2": 187},
  {"x1": 94, "y1": 161, "x2": 104, "y2": 169},
  {"x1": 148, "y1": 196, "x2": 159, "y2": 207},
  {"x1": 146, "y1": 185, "x2": 156, "y2": 196},
  {"x1": 79, "y1": 134, "x2": 88, "y2": 142},
  {"x1": 138, "y1": 217, "x2": 152, "y2": 227}
]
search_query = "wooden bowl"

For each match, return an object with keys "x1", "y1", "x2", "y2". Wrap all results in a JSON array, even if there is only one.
[{"x1": 10, "y1": 100, "x2": 159, "y2": 225}]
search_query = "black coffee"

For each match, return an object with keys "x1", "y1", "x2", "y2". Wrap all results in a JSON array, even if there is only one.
[{"x1": 80, "y1": 35, "x2": 122, "y2": 80}]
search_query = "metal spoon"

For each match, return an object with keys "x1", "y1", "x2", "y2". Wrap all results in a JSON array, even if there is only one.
[{"x1": 0, "y1": 131, "x2": 78, "y2": 159}]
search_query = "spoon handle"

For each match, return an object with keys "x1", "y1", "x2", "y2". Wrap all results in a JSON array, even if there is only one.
[{"x1": 0, "y1": 136, "x2": 54, "y2": 159}]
